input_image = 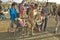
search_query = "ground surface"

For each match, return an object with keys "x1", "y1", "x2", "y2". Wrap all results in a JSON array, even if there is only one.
[{"x1": 0, "y1": 14, "x2": 60, "y2": 40}]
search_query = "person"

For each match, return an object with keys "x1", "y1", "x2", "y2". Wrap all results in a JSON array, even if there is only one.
[
  {"x1": 16, "y1": 18, "x2": 26, "y2": 33},
  {"x1": 52, "y1": 4, "x2": 57, "y2": 16},
  {"x1": 42, "y1": 2, "x2": 49, "y2": 31},
  {"x1": 27, "y1": 5, "x2": 35, "y2": 36},
  {"x1": 18, "y1": 18, "x2": 25, "y2": 27},
  {"x1": 24, "y1": 2, "x2": 29, "y2": 15},
  {"x1": 15, "y1": 4, "x2": 20, "y2": 18},
  {"x1": 9, "y1": 2, "x2": 17, "y2": 32},
  {"x1": 36, "y1": 14, "x2": 43, "y2": 32},
  {"x1": 20, "y1": 1, "x2": 25, "y2": 18},
  {"x1": 55, "y1": 5, "x2": 60, "y2": 33},
  {"x1": 0, "y1": 5, "x2": 2, "y2": 11},
  {"x1": 38, "y1": 10, "x2": 46, "y2": 31},
  {"x1": 27, "y1": 3, "x2": 38, "y2": 36},
  {"x1": 0, "y1": 5, "x2": 5, "y2": 20},
  {"x1": 18, "y1": 3, "x2": 21, "y2": 11},
  {"x1": 33, "y1": 3, "x2": 38, "y2": 16}
]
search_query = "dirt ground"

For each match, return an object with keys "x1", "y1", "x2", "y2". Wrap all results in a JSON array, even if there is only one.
[{"x1": 0, "y1": 14, "x2": 60, "y2": 40}]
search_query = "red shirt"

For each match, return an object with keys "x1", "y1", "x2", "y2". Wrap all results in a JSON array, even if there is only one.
[
  {"x1": 29, "y1": 4, "x2": 33, "y2": 8},
  {"x1": 20, "y1": 5, "x2": 24, "y2": 15}
]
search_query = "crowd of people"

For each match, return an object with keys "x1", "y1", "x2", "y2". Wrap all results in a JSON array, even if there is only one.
[{"x1": 0, "y1": 1, "x2": 60, "y2": 36}]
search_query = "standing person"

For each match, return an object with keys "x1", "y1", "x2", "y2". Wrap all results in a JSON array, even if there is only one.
[
  {"x1": 9, "y1": 2, "x2": 17, "y2": 32},
  {"x1": 0, "y1": 4, "x2": 3, "y2": 19},
  {"x1": 52, "y1": 4, "x2": 57, "y2": 16},
  {"x1": 36, "y1": 14, "x2": 43, "y2": 32},
  {"x1": 42, "y1": 2, "x2": 49, "y2": 31},
  {"x1": 15, "y1": 3, "x2": 19, "y2": 18},
  {"x1": 27, "y1": 4, "x2": 38, "y2": 36},
  {"x1": 28, "y1": 6, "x2": 35, "y2": 36},
  {"x1": 0, "y1": 4, "x2": 5, "y2": 20},
  {"x1": 33, "y1": 3, "x2": 38, "y2": 16},
  {"x1": 55, "y1": 5, "x2": 60, "y2": 33},
  {"x1": 18, "y1": 3, "x2": 21, "y2": 11},
  {"x1": 24, "y1": 2, "x2": 29, "y2": 15},
  {"x1": 0, "y1": 4, "x2": 2, "y2": 11},
  {"x1": 20, "y1": 1, "x2": 25, "y2": 18}
]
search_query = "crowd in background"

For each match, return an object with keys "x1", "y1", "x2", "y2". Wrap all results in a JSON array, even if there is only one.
[{"x1": 0, "y1": 1, "x2": 60, "y2": 36}]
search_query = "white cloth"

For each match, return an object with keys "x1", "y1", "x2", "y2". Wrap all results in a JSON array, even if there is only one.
[
  {"x1": 36, "y1": 17, "x2": 43, "y2": 25},
  {"x1": 33, "y1": 10, "x2": 37, "y2": 16}
]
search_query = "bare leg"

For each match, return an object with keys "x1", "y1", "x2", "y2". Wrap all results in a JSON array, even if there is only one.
[{"x1": 55, "y1": 21, "x2": 60, "y2": 32}]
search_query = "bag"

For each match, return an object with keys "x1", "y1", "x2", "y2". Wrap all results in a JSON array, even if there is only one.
[{"x1": 19, "y1": 19, "x2": 25, "y2": 27}]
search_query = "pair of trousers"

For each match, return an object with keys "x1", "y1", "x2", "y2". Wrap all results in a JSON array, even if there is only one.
[
  {"x1": 40, "y1": 17, "x2": 48, "y2": 31},
  {"x1": 10, "y1": 20, "x2": 16, "y2": 28}
]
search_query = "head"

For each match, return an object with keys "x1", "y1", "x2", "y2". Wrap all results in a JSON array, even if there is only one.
[
  {"x1": 45, "y1": 2, "x2": 48, "y2": 7},
  {"x1": 11, "y1": 2, "x2": 17, "y2": 8},
  {"x1": 21, "y1": 1, "x2": 25, "y2": 5},
  {"x1": 41, "y1": 10, "x2": 45, "y2": 16},
  {"x1": 34, "y1": 3, "x2": 38, "y2": 9}
]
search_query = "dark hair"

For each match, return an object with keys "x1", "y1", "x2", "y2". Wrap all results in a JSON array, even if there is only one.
[
  {"x1": 46, "y1": 2, "x2": 48, "y2": 6},
  {"x1": 41, "y1": 10, "x2": 44, "y2": 14},
  {"x1": 35, "y1": 3, "x2": 38, "y2": 7},
  {"x1": 46, "y1": 2, "x2": 48, "y2": 4},
  {"x1": 33, "y1": 3, "x2": 38, "y2": 9},
  {"x1": 12, "y1": 2, "x2": 17, "y2": 7}
]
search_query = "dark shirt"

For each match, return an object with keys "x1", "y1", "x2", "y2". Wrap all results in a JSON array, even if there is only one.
[
  {"x1": 0, "y1": 5, "x2": 2, "y2": 10},
  {"x1": 58, "y1": 9, "x2": 60, "y2": 16}
]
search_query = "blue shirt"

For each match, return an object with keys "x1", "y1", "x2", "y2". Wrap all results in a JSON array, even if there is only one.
[{"x1": 9, "y1": 7, "x2": 17, "y2": 20}]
